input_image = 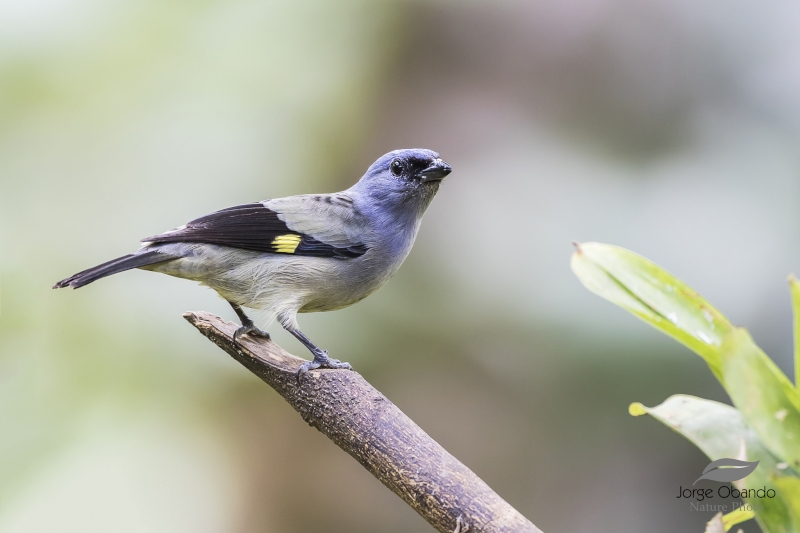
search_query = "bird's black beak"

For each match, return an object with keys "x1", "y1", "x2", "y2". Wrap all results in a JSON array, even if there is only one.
[{"x1": 418, "y1": 159, "x2": 452, "y2": 182}]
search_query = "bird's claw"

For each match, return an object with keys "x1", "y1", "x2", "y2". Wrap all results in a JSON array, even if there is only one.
[
  {"x1": 232, "y1": 324, "x2": 271, "y2": 346},
  {"x1": 296, "y1": 351, "x2": 352, "y2": 382}
]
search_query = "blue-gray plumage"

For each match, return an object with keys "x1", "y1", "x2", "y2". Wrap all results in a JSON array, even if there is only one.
[{"x1": 54, "y1": 149, "x2": 452, "y2": 375}]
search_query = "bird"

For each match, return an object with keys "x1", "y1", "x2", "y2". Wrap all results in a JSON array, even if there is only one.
[{"x1": 54, "y1": 148, "x2": 452, "y2": 376}]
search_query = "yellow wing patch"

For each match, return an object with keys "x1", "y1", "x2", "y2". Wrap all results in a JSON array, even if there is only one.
[{"x1": 271, "y1": 234, "x2": 301, "y2": 254}]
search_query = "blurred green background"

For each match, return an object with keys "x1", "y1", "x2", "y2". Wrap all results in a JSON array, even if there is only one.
[{"x1": 2, "y1": 0, "x2": 799, "y2": 531}]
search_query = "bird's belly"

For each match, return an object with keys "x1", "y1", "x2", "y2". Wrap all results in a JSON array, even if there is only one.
[
  {"x1": 297, "y1": 279, "x2": 380, "y2": 313},
  {"x1": 297, "y1": 257, "x2": 397, "y2": 313},
  {"x1": 146, "y1": 243, "x2": 405, "y2": 315}
]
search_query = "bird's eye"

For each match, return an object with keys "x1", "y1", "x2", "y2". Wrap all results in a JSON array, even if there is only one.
[{"x1": 390, "y1": 159, "x2": 404, "y2": 177}]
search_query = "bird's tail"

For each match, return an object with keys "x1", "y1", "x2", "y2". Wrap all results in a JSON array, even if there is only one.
[{"x1": 53, "y1": 250, "x2": 175, "y2": 289}]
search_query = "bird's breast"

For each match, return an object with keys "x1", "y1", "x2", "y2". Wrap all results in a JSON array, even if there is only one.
[{"x1": 297, "y1": 226, "x2": 419, "y2": 313}]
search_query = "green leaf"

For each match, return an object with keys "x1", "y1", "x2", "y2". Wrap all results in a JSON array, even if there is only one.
[
  {"x1": 704, "y1": 509, "x2": 756, "y2": 533},
  {"x1": 720, "y1": 329, "x2": 800, "y2": 468},
  {"x1": 789, "y1": 275, "x2": 800, "y2": 388},
  {"x1": 772, "y1": 477, "x2": 800, "y2": 527},
  {"x1": 721, "y1": 508, "x2": 755, "y2": 531},
  {"x1": 571, "y1": 242, "x2": 733, "y2": 378},
  {"x1": 631, "y1": 395, "x2": 798, "y2": 533}
]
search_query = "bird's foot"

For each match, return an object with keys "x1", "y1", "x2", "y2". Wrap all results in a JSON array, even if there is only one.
[
  {"x1": 296, "y1": 351, "x2": 352, "y2": 381},
  {"x1": 233, "y1": 324, "x2": 271, "y2": 346}
]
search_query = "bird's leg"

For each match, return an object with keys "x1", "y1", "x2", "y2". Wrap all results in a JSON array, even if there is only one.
[
  {"x1": 229, "y1": 302, "x2": 270, "y2": 345},
  {"x1": 285, "y1": 326, "x2": 352, "y2": 377}
]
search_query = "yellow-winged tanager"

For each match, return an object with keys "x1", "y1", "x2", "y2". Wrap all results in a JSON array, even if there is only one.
[{"x1": 54, "y1": 149, "x2": 452, "y2": 375}]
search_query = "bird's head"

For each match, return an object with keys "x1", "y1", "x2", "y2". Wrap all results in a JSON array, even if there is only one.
[{"x1": 350, "y1": 149, "x2": 452, "y2": 211}]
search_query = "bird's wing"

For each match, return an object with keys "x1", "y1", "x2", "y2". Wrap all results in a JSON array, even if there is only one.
[
  {"x1": 264, "y1": 193, "x2": 366, "y2": 249},
  {"x1": 141, "y1": 195, "x2": 369, "y2": 258}
]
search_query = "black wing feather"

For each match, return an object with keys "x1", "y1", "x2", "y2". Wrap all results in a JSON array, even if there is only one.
[
  {"x1": 142, "y1": 203, "x2": 368, "y2": 258},
  {"x1": 294, "y1": 236, "x2": 369, "y2": 258}
]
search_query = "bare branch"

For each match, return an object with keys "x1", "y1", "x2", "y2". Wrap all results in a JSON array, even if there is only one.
[{"x1": 184, "y1": 311, "x2": 542, "y2": 533}]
